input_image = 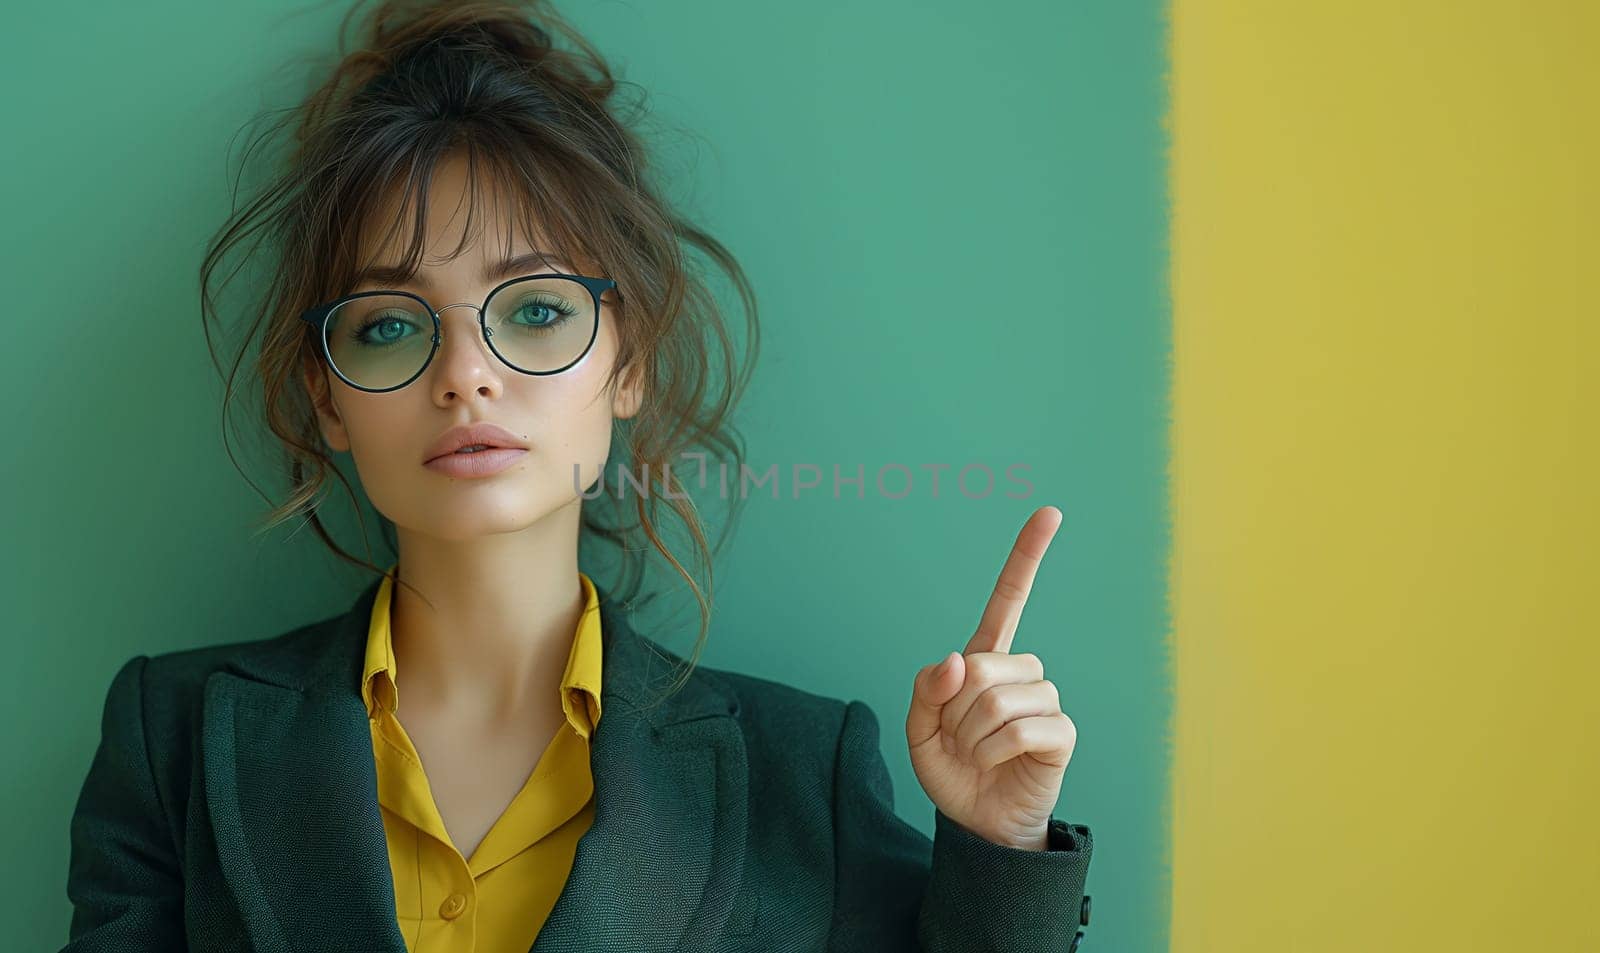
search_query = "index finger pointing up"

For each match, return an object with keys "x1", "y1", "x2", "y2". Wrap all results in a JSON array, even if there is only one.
[{"x1": 965, "y1": 505, "x2": 1063, "y2": 656}]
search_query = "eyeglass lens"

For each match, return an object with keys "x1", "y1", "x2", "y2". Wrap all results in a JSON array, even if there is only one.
[{"x1": 322, "y1": 276, "x2": 598, "y2": 390}]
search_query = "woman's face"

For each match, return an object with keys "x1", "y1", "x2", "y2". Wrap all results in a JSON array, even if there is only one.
[{"x1": 302, "y1": 152, "x2": 642, "y2": 542}]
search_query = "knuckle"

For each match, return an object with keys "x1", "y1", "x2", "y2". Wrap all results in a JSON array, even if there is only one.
[
  {"x1": 978, "y1": 689, "x2": 1007, "y2": 720},
  {"x1": 993, "y1": 578, "x2": 1027, "y2": 601}
]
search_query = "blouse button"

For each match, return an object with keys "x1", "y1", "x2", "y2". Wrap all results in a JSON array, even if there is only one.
[{"x1": 439, "y1": 893, "x2": 468, "y2": 920}]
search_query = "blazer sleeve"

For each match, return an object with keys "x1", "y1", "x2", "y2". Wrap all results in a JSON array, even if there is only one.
[
  {"x1": 61, "y1": 654, "x2": 188, "y2": 953},
  {"x1": 825, "y1": 698, "x2": 1094, "y2": 953}
]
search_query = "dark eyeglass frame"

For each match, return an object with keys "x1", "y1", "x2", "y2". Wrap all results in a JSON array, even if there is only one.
[{"x1": 298, "y1": 272, "x2": 617, "y2": 394}]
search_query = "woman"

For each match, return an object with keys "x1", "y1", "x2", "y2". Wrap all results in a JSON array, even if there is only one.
[{"x1": 62, "y1": 1, "x2": 1093, "y2": 950}]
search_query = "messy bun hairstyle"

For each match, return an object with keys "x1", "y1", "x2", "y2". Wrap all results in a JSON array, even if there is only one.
[{"x1": 199, "y1": 0, "x2": 759, "y2": 696}]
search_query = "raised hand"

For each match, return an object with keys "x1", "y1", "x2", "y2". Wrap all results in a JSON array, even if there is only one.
[{"x1": 905, "y1": 505, "x2": 1077, "y2": 851}]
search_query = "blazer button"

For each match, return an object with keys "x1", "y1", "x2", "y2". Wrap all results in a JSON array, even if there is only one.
[
  {"x1": 439, "y1": 893, "x2": 468, "y2": 920},
  {"x1": 1080, "y1": 893, "x2": 1092, "y2": 926},
  {"x1": 1069, "y1": 929, "x2": 1085, "y2": 952}
]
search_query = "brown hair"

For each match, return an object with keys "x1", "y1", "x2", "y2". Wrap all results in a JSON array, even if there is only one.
[{"x1": 198, "y1": 0, "x2": 759, "y2": 707}]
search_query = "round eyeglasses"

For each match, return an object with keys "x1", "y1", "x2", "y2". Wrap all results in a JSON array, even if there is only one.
[{"x1": 298, "y1": 272, "x2": 615, "y2": 393}]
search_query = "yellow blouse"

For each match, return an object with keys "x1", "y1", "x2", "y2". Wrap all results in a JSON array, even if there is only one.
[{"x1": 361, "y1": 565, "x2": 604, "y2": 953}]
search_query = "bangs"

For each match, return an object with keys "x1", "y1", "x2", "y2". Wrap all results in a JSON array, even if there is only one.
[{"x1": 336, "y1": 134, "x2": 610, "y2": 296}]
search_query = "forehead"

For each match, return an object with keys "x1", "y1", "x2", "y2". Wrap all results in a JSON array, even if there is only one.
[{"x1": 355, "y1": 150, "x2": 565, "y2": 275}]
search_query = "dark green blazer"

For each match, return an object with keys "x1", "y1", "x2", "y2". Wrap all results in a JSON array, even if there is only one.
[{"x1": 63, "y1": 576, "x2": 1094, "y2": 952}]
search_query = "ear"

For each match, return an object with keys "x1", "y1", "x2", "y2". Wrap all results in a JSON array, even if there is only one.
[
  {"x1": 610, "y1": 356, "x2": 645, "y2": 420},
  {"x1": 301, "y1": 353, "x2": 352, "y2": 453}
]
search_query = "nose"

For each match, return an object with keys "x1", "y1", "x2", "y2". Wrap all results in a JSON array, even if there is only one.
[{"x1": 428, "y1": 302, "x2": 505, "y2": 403}]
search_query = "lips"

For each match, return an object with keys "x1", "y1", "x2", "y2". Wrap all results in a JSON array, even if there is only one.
[
  {"x1": 423, "y1": 422, "x2": 530, "y2": 463},
  {"x1": 424, "y1": 446, "x2": 527, "y2": 479}
]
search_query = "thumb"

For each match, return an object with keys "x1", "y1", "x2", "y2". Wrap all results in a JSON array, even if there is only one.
[{"x1": 907, "y1": 651, "x2": 965, "y2": 748}]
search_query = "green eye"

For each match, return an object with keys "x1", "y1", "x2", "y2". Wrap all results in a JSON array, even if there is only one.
[
  {"x1": 510, "y1": 294, "x2": 579, "y2": 330},
  {"x1": 353, "y1": 312, "x2": 421, "y2": 346}
]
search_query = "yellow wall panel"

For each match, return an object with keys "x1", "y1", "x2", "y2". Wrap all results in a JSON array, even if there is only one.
[{"x1": 1170, "y1": 2, "x2": 1597, "y2": 949}]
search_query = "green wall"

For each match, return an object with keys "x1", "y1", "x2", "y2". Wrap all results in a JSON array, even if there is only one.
[{"x1": 1, "y1": 2, "x2": 1169, "y2": 948}]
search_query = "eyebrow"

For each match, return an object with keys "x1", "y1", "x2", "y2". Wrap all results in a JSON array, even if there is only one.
[{"x1": 352, "y1": 250, "x2": 570, "y2": 291}]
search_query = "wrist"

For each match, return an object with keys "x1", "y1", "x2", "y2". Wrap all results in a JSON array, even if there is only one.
[{"x1": 987, "y1": 826, "x2": 1050, "y2": 852}]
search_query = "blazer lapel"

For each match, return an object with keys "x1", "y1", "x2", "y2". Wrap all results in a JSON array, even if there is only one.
[
  {"x1": 201, "y1": 575, "x2": 751, "y2": 953},
  {"x1": 201, "y1": 579, "x2": 409, "y2": 953},
  {"x1": 530, "y1": 592, "x2": 752, "y2": 953}
]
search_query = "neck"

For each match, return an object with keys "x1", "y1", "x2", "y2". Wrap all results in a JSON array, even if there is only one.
[{"x1": 387, "y1": 500, "x2": 586, "y2": 725}]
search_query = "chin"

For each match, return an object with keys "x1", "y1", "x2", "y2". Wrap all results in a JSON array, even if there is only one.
[{"x1": 397, "y1": 480, "x2": 578, "y2": 539}]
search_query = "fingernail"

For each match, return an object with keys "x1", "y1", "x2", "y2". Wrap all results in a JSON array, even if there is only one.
[{"x1": 936, "y1": 653, "x2": 954, "y2": 675}]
